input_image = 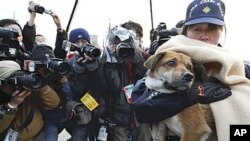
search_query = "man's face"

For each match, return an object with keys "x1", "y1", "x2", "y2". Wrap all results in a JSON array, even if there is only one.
[{"x1": 75, "y1": 39, "x2": 88, "y2": 48}]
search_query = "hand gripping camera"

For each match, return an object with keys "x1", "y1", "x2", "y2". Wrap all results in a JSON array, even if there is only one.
[
  {"x1": 28, "y1": 5, "x2": 52, "y2": 14},
  {"x1": 0, "y1": 71, "x2": 47, "y2": 104},
  {"x1": 62, "y1": 40, "x2": 101, "y2": 59}
]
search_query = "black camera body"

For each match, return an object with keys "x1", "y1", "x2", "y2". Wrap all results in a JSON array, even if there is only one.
[
  {"x1": 0, "y1": 71, "x2": 47, "y2": 104},
  {"x1": 149, "y1": 22, "x2": 182, "y2": 55},
  {"x1": 153, "y1": 22, "x2": 182, "y2": 45},
  {"x1": 28, "y1": 5, "x2": 52, "y2": 14},
  {"x1": 6, "y1": 72, "x2": 47, "y2": 90},
  {"x1": 27, "y1": 58, "x2": 71, "y2": 75},
  {"x1": 46, "y1": 58, "x2": 71, "y2": 75},
  {"x1": 62, "y1": 40, "x2": 101, "y2": 59},
  {"x1": 0, "y1": 27, "x2": 21, "y2": 59}
]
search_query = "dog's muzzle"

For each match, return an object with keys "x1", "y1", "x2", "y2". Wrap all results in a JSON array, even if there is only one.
[
  {"x1": 182, "y1": 72, "x2": 194, "y2": 82},
  {"x1": 163, "y1": 72, "x2": 194, "y2": 91}
]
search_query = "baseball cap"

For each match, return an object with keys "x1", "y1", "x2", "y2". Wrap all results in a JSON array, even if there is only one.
[
  {"x1": 184, "y1": 0, "x2": 225, "y2": 26},
  {"x1": 69, "y1": 28, "x2": 90, "y2": 43}
]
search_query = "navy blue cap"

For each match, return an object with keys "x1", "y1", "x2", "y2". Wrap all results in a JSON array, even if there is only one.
[
  {"x1": 184, "y1": 0, "x2": 225, "y2": 26},
  {"x1": 69, "y1": 28, "x2": 90, "y2": 43}
]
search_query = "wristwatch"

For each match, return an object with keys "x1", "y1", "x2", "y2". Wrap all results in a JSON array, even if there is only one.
[{"x1": 0, "y1": 104, "x2": 17, "y2": 115}]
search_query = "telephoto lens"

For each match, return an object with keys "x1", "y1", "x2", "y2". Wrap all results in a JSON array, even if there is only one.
[
  {"x1": 79, "y1": 44, "x2": 101, "y2": 59},
  {"x1": 47, "y1": 60, "x2": 71, "y2": 75}
]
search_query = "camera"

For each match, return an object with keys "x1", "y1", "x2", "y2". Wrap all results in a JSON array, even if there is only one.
[
  {"x1": 46, "y1": 58, "x2": 71, "y2": 75},
  {"x1": 116, "y1": 42, "x2": 135, "y2": 61},
  {"x1": 149, "y1": 22, "x2": 182, "y2": 55},
  {"x1": 153, "y1": 22, "x2": 182, "y2": 43},
  {"x1": 107, "y1": 26, "x2": 136, "y2": 62},
  {"x1": 28, "y1": 5, "x2": 52, "y2": 14},
  {"x1": 62, "y1": 40, "x2": 101, "y2": 59},
  {"x1": 27, "y1": 58, "x2": 71, "y2": 75},
  {"x1": 0, "y1": 71, "x2": 47, "y2": 104},
  {"x1": 6, "y1": 72, "x2": 47, "y2": 90},
  {"x1": 0, "y1": 27, "x2": 21, "y2": 59}
]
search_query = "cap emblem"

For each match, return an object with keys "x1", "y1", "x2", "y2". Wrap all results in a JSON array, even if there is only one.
[{"x1": 203, "y1": 6, "x2": 211, "y2": 14}]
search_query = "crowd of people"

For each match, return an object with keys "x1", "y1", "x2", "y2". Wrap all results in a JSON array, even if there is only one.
[{"x1": 0, "y1": 0, "x2": 250, "y2": 141}]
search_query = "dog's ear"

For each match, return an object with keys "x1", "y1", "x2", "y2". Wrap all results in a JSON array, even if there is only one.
[
  {"x1": 144, "y1": 52, "x2": 165, "y2": 70},
  {"x1": 193, "y1": 62, "x2": 208, "y2": 82}
]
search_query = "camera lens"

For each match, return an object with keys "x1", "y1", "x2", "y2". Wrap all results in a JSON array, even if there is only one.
[
  {"x1": 57, "y1": 62, "x2": 70, "y2": 75},
  {"x1": 119, "y1": 48, "x2": 130, "y2": 58},
  {"x1": 90, "y1": 48, "x2": 101, "y2": 58},
  {"x1": 30, "y1": 74, "x2": 42, "y2": 89}
]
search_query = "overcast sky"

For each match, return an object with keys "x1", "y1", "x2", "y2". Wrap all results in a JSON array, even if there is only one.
[{"x1": 2, "y1": 0, "x2": 250, "y2": 60}]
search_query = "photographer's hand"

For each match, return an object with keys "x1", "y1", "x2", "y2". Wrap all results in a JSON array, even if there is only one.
[
  {"x1": 51, "y1": 12, "x2": 63, "y2": 31},
  {"x1": 8, "y1": 90, "x2": 31, "y2": 108},
  {"x1": 28, "y1": 1, "x2": 37, "y2": 26},
  {"x1": 77, "y1": 53, "x2": 93, "y2": 64}
]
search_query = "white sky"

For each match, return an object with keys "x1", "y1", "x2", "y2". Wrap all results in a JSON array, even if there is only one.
[{"x1": 2, "y1": 0, "x2": 250, "y2": 60}]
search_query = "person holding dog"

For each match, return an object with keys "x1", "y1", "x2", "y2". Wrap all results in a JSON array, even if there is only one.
[
  {"x1": 142, "y1": 0, "x2": 250, "y2": 140},
  {"x1": 131, "y1": 0, "x2": 238, "y2": 140}
]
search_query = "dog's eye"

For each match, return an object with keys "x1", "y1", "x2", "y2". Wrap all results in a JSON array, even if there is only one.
[
  {"x1": 186, "y1": 64, "x2": 192, "y2": 70},
  {"x1": 166, "y1": 61, "x2": 176, "y2": 67}
]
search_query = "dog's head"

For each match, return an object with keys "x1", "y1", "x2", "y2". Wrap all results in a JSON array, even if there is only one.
[{"x1": 144, "y1": 51, "x2": 195, "y2": 93}]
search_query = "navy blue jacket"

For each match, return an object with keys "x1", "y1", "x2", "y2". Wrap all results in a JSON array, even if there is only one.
[{"x1": 131, "y1": 79, "x2": 194, "y2": 123}]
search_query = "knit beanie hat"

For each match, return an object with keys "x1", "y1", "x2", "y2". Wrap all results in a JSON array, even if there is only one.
[
  {"x1": 0, "y1": 60, "x2": 21, "y2": 80},
  {"x1": 31, "y1": 44, "x2": 55, "y2": 61},
  {"x1": 69, "y1": 28, "x2": 90, "y2": 43}
]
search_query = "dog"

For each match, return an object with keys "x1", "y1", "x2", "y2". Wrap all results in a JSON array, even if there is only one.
[{"x1": 144, "y1": 50, "x2": 217, "y2": 141}]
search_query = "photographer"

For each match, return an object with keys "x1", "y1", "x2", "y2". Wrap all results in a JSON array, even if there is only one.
[
  {"x1": 69, "y1": 26, "x2": 147, "y2": 141},
  {"x1": 0, "y1": 60, "x2": 60, "y2": 141},
  {"x1": 28, "y1": 44, "x2": 76, "y2": 141},
  {"x1": 0, "y1": 1, "x2": 39, "y2": 56},
  {"x1": 54, "y1": 27, "x2": 90, "y2": 60},
  {"x1": 62, "y1": 29, "x2": 105, "y2": 141}
]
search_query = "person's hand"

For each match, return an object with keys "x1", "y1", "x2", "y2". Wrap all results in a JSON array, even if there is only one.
[
  {"x1": 8, "y1": 90, "x2": 31, "y2": 108},
  {"x1": 51, "y1": 12, "x2": 62, "y2": 30},
  {"x1": 28, "y1": 1, "x2": 38, "y2": 26},
  {"x1": 77, "y1": 53, "x2": 93, "y2": 64},
  {"x1": 187, "y1": 63, "x2": 232, "y2": 104}
]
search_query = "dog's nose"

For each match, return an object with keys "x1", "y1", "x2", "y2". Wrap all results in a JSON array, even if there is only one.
[{"x1": 182, "y1": 72, "x2": 194, "y2": 82}]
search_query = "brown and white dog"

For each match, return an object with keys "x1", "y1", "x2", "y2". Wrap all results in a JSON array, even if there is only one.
[{"x1": 144, "y1": 51, "x2": 217, "y2": 141}]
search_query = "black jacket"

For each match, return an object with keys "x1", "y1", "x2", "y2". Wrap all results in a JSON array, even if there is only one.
[
  {"x1": 54, "y1": 29, "x2": 68, "y2": 59},
  {"x1": 67, "y1": 47, "x2": 147, "y2": 126}
]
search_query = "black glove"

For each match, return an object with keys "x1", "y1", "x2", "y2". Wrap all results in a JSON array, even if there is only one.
[{"x1": 188, "y1": 63, "x2": 232, "y2": 104}]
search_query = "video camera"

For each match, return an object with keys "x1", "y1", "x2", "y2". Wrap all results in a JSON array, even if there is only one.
[
  {"x1": 107, "y1": 26, "x2": 136, "y2": 62},
  {"x1": 0, "y1": 27, "x2": 21, "y2": 59},
  {"x1": 116, "y1": 42, "x2": 135, "y2": 61},
  {"x1": 28, "y1": 5, "x2": 52, "y2": 14},
  {"x1": 62, "y1": 40, "x2": 101, "y2": 59},
  {"x1": 149, "y1": 22, "x2": 182, "y2": 55},
  {"x1": 153, "y1": 22, "x2": 182, "y2": 44},
  {"x1": 27, "y1": 57, "x2": 71, "y2": 75}
]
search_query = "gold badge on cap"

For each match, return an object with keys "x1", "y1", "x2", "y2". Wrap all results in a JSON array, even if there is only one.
[{"x1": 203, "y1": 6, "x2": 211, "y2": 14}]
